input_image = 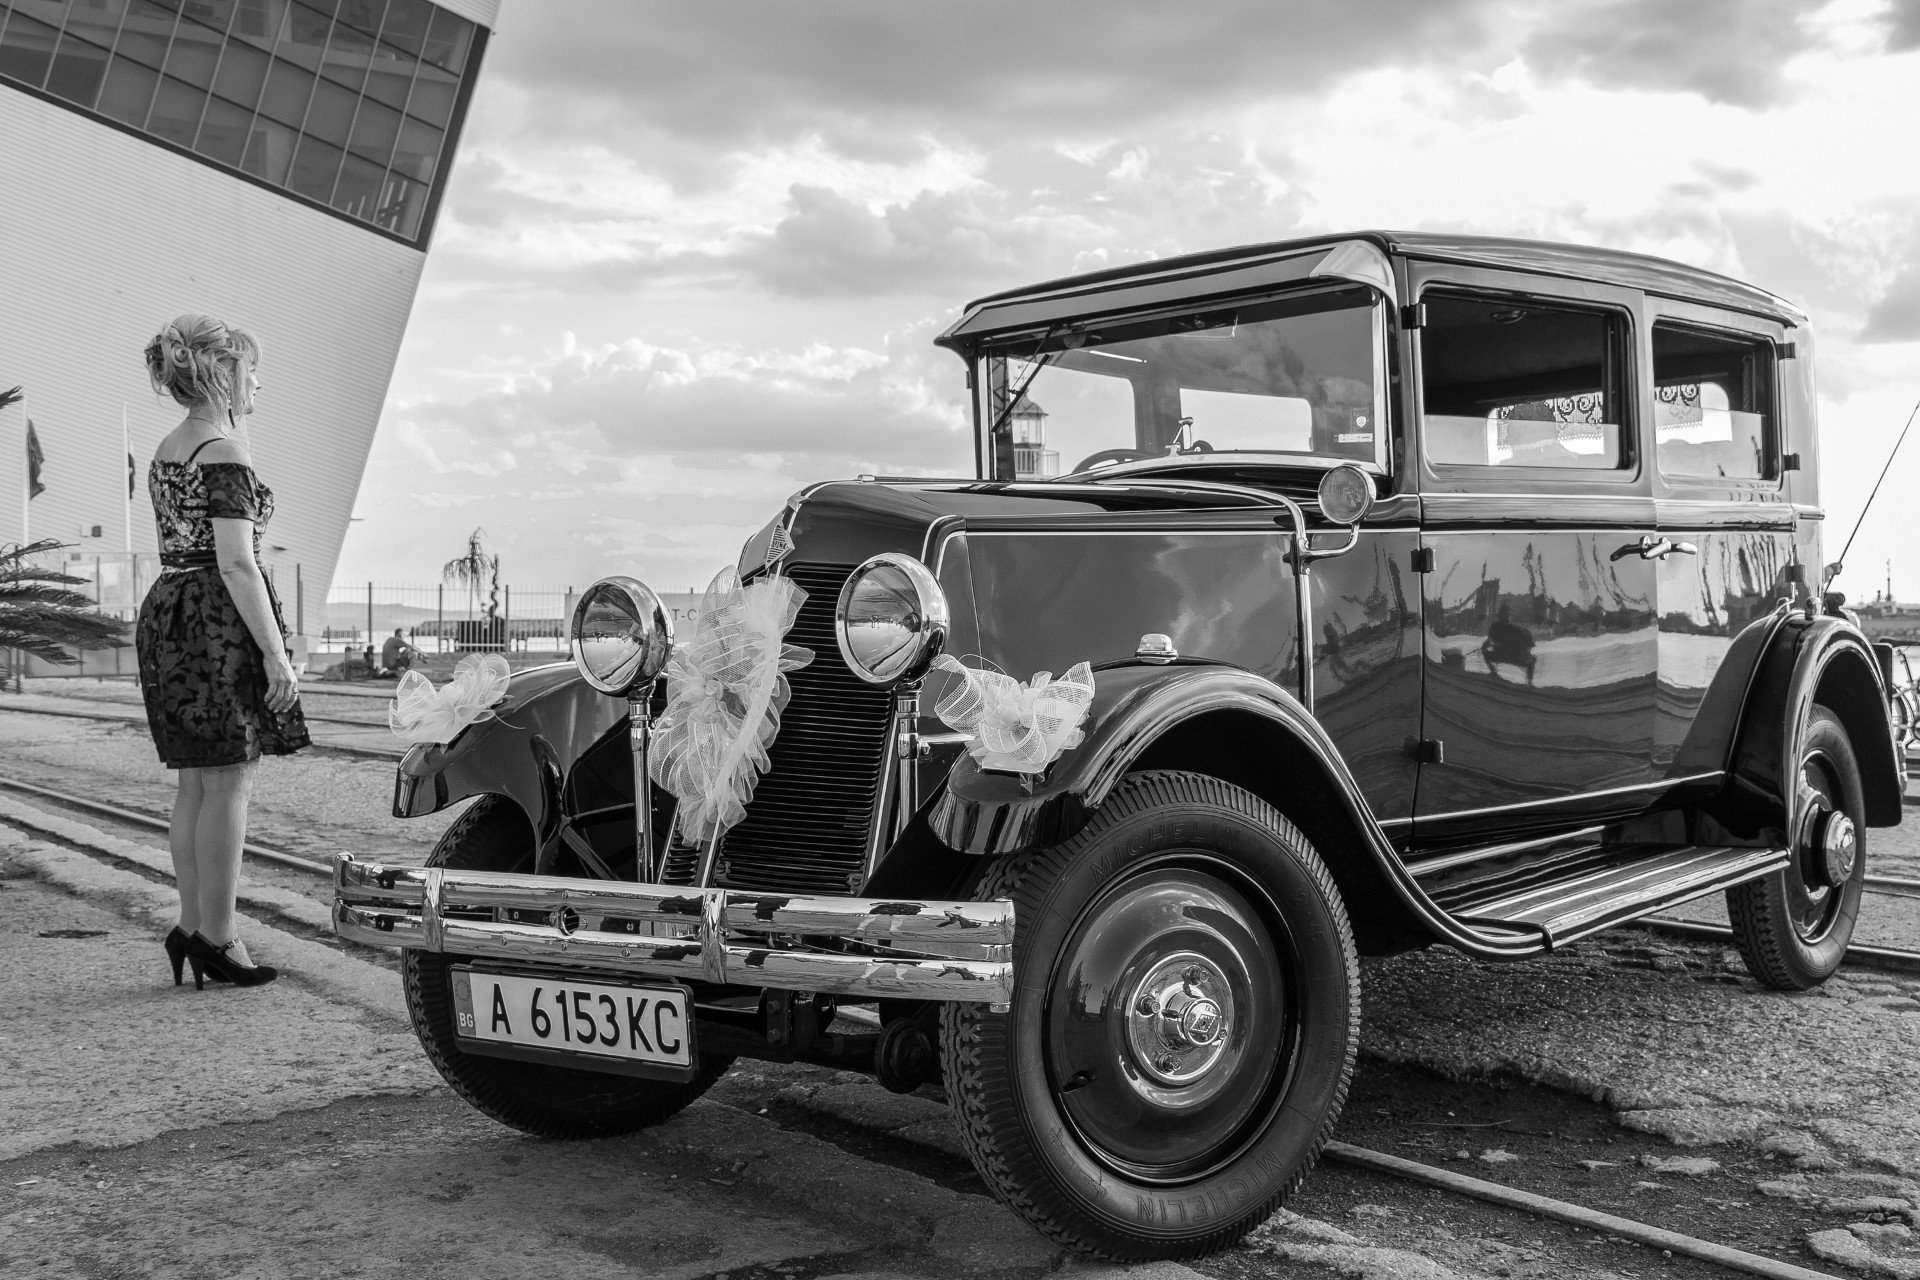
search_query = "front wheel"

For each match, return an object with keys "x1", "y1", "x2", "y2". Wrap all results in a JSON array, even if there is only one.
[
  {"x1": 942, "y1": 771, "x2": 1359, "y2": 1261},
  {"x1": 402, "y1": 796, "x2": 733, "y2": 1138},
  {"x1": 1727, "y1": 707, "x2": 1867, "y2": 991}
]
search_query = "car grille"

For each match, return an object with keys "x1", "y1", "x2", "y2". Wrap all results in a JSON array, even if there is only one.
[{"x1": 664, "y1": 562, "x2": 896, "y2": 896}]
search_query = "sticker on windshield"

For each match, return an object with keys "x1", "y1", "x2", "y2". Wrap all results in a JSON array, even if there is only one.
[{"x1": 1336, "y1": 432, "x2": 1375, "y2": 444}]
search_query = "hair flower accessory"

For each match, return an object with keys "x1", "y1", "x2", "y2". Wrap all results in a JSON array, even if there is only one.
[
  {"x1": 930, "y1": 655, "x2": 1095, "y2": 774},
  {"x1": 650, "y1": 567, "x2": 814, "y2": 843},
  {"x1": 388, "y1": 653, "x2": 512, "y2": 745}
]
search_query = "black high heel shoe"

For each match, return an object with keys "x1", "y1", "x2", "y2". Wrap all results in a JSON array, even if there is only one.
[
  {"x1": 186, "y1": 932, "x2": 279, "y2": 990},
  {"x1": 164, "y1": 927, "x2": 189, "y2": 986}
]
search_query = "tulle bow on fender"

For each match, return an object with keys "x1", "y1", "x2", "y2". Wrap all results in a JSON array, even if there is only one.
[
  {"x1": 930, "y1": 656, "x2": 1094, "y2": 774},
  {"x1": 651, "y1": 567, "x2": 814, "y2": 843},
  {"x1": 388, "y1": 653, "x2": 512, "y2": 745}
]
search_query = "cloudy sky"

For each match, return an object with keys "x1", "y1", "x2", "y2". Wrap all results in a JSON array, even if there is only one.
[{"x1": 338, "y1": 0, "x2": 1920, "y2": 600}]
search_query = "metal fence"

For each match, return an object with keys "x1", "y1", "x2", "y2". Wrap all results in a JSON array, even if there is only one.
[{"x1": 320, "y1": 582, "x2": 580, "y2": 656}]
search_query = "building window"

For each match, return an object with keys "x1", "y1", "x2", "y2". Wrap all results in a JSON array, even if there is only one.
[{"x1": 0, "y1": 0, "x2": 483, "y2": 247}]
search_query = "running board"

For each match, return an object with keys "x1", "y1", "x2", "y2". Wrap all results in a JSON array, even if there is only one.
[{"x1": 1446, "y1": 845, "x2": 1789, "y2": 949}]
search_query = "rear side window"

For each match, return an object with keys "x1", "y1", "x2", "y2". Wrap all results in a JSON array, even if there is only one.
[
  {"x1": 1651, "y1": 323, "x2": 1774, "y2": 481},
  {"x1": 1420, "y1": 295, "x2": 1629, "y2": 470}
]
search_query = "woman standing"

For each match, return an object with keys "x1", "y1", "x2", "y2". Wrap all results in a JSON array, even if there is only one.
[{"x1": 137, "y1": 313, "x2": 309, "y2": 990}]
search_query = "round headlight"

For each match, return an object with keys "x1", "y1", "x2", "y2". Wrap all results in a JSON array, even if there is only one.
[
  {"x1": 570, "y1": 576, "x2": 673, "y2": 697},
  {"x1": 835, "y1": 553, "x2": 950, "y2": 686},
  {"x1": 1317, "y1": 464, "x2": 1375, "y2": 526}
]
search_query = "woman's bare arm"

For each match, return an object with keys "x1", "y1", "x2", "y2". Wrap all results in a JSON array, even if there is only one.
[{"x1": 211, "y1": 516, "x2": 298, "y2": 713}]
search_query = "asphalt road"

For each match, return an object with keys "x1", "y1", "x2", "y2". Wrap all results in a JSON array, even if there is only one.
[{"x1": 3, "y1": 692, "x2": 1920, "y2": 1280}]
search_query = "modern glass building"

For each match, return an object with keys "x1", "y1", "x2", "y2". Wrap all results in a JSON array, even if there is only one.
[
  {"x1": 0, "y1": 0, "x2": 484, "y2": 242},
  {"x1": 0, "y1": 0, "x2": 497, "y2": 655}
]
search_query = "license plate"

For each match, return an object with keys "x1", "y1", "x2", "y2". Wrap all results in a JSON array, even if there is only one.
[{"x1": 451, "y1": 968, "x2": 695, "y2": 1080}]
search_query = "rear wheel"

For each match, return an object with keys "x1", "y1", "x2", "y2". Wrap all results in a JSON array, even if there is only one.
[
  {"x1": 942, "y1": 771, "x2": 1359, "y2": 1261},
  {"x1": 1727, "y1": 708, "x2": 1866, "y2": 991},
  {"x1": 402, "y1": 796, "x2": 732, "y2": 1137}
]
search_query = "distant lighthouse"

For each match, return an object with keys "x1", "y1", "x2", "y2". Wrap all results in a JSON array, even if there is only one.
[{"x1": 1008, "y1": 394, "x2": 1059, "y2": 480}]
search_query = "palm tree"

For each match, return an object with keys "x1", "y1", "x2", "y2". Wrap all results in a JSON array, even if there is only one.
[
  {"x1": 1, "y1": 538, "x2": 128, "y2": 664},
  {"x1": 442, "y1": 527, "x2": 501, "y2": 641}
]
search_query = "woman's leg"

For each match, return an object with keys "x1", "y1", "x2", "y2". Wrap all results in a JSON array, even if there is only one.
[
  {"x1": 171, "y1": 768, "x2": 206, "y2": 934},
  {"x1": 194, "y1": 761, "x2": 259, "y2": 965}
]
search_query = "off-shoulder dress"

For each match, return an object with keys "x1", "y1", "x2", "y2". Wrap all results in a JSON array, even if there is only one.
[{"x1": 135, "y1": 441, "x2": 311, "y2": 768}]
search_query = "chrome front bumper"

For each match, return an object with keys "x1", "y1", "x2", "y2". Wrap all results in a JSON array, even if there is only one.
[{"x1": 332, "y1": 854, "x2": 1015, "y2": 1005}]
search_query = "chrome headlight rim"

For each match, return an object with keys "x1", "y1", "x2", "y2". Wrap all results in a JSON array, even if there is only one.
[
  {"x1": 835, "y1": 552, "x2": 950, "y2": 687},
  {"x1": 569, "y1": 575, "x2": 674, "y2": 697}
]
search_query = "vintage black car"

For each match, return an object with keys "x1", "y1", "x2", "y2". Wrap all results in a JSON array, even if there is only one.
[{"x1": 336, "y1": 231, "x2": 1902, "y2": 1261}]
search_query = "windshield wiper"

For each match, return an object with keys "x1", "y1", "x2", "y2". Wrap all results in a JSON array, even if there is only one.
[{"x1": 985, "y1": 324, "x2": 1098, "y2": 440}]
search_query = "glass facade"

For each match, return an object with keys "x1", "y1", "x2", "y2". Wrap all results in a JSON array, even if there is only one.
[{"x1": 0, "y1": 0, "x2": 483, "y2": 245}]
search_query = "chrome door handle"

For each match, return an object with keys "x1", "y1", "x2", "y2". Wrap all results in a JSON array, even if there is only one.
[
  {"x1": 1612, "y1": 534, "x2": 1669, "y2": 561},
  {"x1": 1665, "y1": 540, "x2": 1698, "y2": 557}
]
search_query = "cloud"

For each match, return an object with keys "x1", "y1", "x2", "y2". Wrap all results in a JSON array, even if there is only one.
[
  {"x1": 1889, "y1": 0, "x2": 1920, "y2": 50},
  {"x1": 398, "y1": 325, "x2": 971, "y2": 478},
  {"x1": 1520, "y1": 0, "x2": 1826, "y2": 107},
  {"x1": 488, "y1": 0, "x2": 1493, "y2": 150},
  {"x1": 1863, "y1": 267, "x2": 1920, "y2": 342}
]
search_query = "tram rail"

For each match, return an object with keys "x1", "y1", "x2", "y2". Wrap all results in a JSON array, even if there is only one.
[{"x1": 0, "y1": 770, "x2": 1893, "y2": 1280}]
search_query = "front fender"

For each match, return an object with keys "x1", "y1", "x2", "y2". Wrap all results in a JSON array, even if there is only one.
[
  {"x1": 392, "y1": 662, "x2": 625, "y2": 848},
  {"x1": 1717, "y1": 614, "x2": 1903, "y2": 835},
  {"x1": 926, "y1": 661, "x2": 1542, "y2": 957},
  {"x1": 932, "y1": 663, "x2": 1330, "y2": 855}
]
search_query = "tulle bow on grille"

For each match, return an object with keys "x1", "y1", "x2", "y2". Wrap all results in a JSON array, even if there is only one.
[
  {"x1": 651, "y1": 567, "x2": 814, "y2": 843},
  {"x1": 388, "y1": 653, "x2": 512, "y2": 745},
  {"x1": 930, "y1": 655, "x2": 1095, "y2": 774}
]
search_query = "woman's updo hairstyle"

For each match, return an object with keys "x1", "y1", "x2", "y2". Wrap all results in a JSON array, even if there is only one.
[{"x1": 143, "y1": 313, "x2": 261, "y2": 409}]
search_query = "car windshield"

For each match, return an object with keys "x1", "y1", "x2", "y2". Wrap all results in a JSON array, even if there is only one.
[{"x1": 974, "y1": 285, "x2": 1387, "y2": 481}]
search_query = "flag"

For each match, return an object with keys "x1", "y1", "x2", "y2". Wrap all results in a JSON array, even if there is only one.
[
  {"x1": 26, "y1": 419, "x2": 44, "y2": 500},
  {"x1": 128, "y1": 452, "x2": 136, "y2": 500}
]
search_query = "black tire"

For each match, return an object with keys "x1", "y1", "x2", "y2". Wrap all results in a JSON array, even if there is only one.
[
  {"x1": 941, "y1": 771, "x2": 1359, "y2": 1261},
  {"x1": 402, "y1": 795, "x2": 732, "y2": 1138},
  {"x1": 1727, "y1": 708, "x2": 1867, "y2": 991}
]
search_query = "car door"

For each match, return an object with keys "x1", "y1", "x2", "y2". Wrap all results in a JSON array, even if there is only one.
[
  {"x1": 1645, "y1": 304, "x2": 1798, "y2": 784},
  {"x1": 1408, "y1": 269, "x2": 1662, "y2": 840}
]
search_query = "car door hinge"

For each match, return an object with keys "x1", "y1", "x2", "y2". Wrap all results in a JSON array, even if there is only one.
[
  {"x1": 1782, "y1": 452, "x2": 1801, "y2": 472},
  {"x1": 1411, "y1": 546, "x2": 1435, "y2": 573},
  {"x1": 1777, "y1": 341, "x2": 1797, "y2": 360},
  {"x1": 1407, "y1": 737, "x2": 1446, "y2": 764},
  {"x1": 1401, "y1": 303, "x2": 1427, "y2": 331}
]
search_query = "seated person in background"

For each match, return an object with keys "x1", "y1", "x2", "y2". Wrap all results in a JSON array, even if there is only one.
[{"x1": 381, "y1": 628, "x2": 418, "y2": 676}]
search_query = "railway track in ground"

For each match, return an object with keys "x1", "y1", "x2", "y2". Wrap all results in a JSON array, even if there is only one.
[{"x1": 1, "y1": 774, "x2": 1901, "y2": 1280}]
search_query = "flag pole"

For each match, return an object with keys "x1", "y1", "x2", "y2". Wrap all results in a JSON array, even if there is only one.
[
  {"x1": 20, "y1": 393, "x2": 28, "y2": 545},
  {"x1": 123, "y1": 402, "x2": 133, "y2": 554}
]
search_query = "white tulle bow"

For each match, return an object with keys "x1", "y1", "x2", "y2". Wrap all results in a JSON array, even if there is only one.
[
  {"x1": 930, "y1": 656, "x2": 1095, "y2": 774},
  {"x1": 651, "y1": 567, "x2": 814, "y2": 843},
  {"x1": 387, "y1": 653, "x2": 512, "y2": 745}
]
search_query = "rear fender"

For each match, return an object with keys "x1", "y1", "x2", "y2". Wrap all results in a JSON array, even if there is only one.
[
  {"x1": 392, "y1": 662, "x2": 625, "y2": 855},
  {"x1": 1715, "y1": 614, "x2": 1903, "y2": 835},
  {"x1": 926, "y1": 662, "x2": 1524, "y2": 956}
]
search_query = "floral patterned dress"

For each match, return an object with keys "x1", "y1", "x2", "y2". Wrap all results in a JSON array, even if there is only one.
[{"x1": 135, "y1": 447, "x2": 310, "y2": 768}]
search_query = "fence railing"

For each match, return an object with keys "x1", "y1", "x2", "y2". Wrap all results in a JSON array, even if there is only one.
[{"x1": 321, "y1": 582, "x2": 582, "y2": 656}]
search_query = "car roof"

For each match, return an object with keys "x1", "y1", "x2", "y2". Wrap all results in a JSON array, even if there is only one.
[{"x1": 948, "y1": 230, "x2": 1805, "y2": 331}]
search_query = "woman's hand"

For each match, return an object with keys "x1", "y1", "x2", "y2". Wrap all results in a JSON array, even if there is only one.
[{"x1": 265, "y1": 656, "x2": 299, "y2": 714}]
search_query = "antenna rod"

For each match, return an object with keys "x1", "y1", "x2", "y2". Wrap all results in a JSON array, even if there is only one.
[{"x1": 1835, "y1": 393, "x2": 1920, "y2": 578}]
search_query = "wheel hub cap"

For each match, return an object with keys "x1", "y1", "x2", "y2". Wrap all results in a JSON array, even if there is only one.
[
  {"x1": 1126, "y1": 952, "x2": 1235, "y2": 1086},
  {"x1": 1818, "y1": 810, "x2": 1858, "y2": 888}
]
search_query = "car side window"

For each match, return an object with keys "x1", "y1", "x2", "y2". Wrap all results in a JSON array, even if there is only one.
[
  {"x1": 1420, "y1": 294, "x2": 1629, "y2": 470},
  {"x1": 1651, "y1": 322, "x2": 1775, "y2": 481}
]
